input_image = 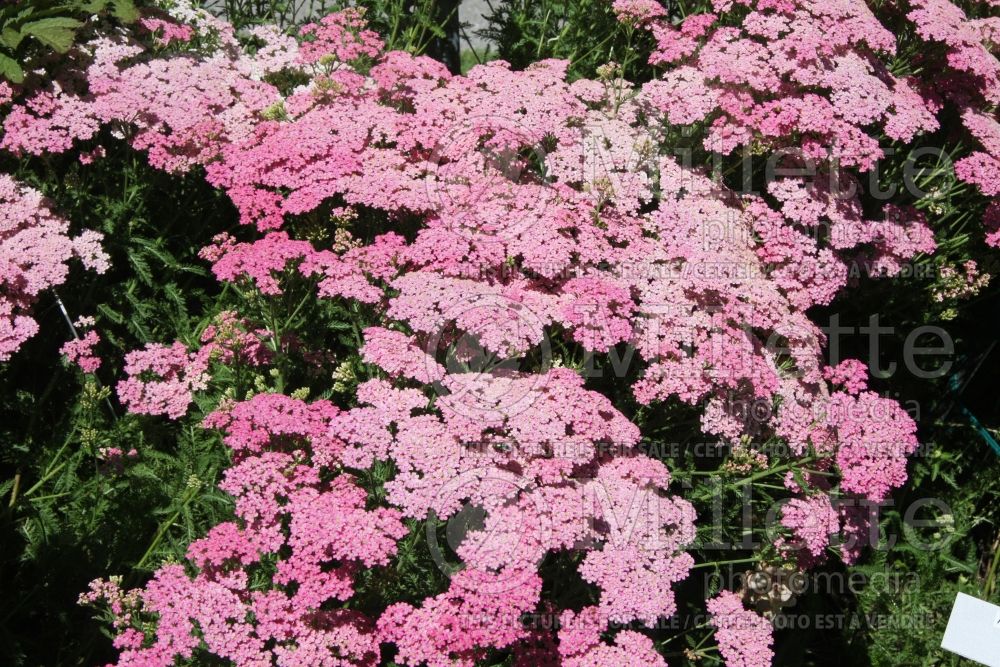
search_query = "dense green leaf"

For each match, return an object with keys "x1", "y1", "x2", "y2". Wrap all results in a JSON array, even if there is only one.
[
  {"x1": 0, "y1": 52, "x2": 24, "y2": 82},
  {"x1": 21, "y1": 17, "x2": 83, "y2": 52},
  {"x1": 110, "y1": 0, "x2": 138, "y2": 23},
  {"x1": 0, "y1": 27, "x2": 24, "y2": 49}
]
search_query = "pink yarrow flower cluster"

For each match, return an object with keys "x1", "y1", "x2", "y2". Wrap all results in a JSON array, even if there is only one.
[
  {"x1": 61, "y1": 329, "x2": 102, "y2": 373},
  {"x1": 621, "y1": 0, "x2": 940, "y2": 170},
  {"x1": 117, "y1": 341, "x2": 209, "y2": 419},
  {"x1": 0, "y1": 175, "x2": 108, "y2": 360},
  {"x1": 899, "y1": 0, "x2": 1000, "y2": 245},
  {"x1": 85, "y1": 392, "x2": 408, "y2": 666},
  {"x1": 0, "y1": 6, "x2": 938, "y2": 663},
  {"x1": 708, "y1": 591, "x2": 775, "y2": 667}
]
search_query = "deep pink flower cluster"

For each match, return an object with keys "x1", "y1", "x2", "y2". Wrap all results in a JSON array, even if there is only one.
[
  {"x1": 823, "y1": 359, "x2": 869, "y2": 395},
  {"x1": 139, "y1": 17, "x2": 195, "y2": 46},
  {"x1": 907, "y1": 0, "x2": 1000, "y2": 105},
  {"x1": 87, "y1": 392, "x2": 408, "y2": 666},
  {"x1": 100, "y1": 362, "x2": 699, "y2": 664},
  {"x1": 828, "y1": 391, "x2": 920, "y2": 502},
  {"x1": 780, "y1": 494, "x2": 840, "y2": 563},
  {"x1": 61, "y1": 329, "x2": 102, "y2": 373},
  {"x1": 202, "y1": 232, "x2": 316, "y2": 295},
  {"x1": 297, "y1": 8, "x2": 383, "y2": 65},
  {"x1": 0, "y1": 175, "x2": 108, "y2": 360}
]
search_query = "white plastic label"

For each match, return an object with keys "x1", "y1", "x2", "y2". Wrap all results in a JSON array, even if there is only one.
[{"x1": 941, "y1": 592, "x2": 1000, "y2": 667}]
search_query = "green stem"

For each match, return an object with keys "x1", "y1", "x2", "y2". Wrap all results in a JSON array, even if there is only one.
[
  {"x1": 7, "y1": 472, "x2": 21, "y2": 508},
  {"x1": 18, "y1": 432, "x2": 76, "y2": 503},
  {"x1": 800, "y1": 467, "x2": 836, "y2": 477},
  {"x1": 685, "y1": 456, "x2": 817, "y2": 487},
  {"x1": 984, "y1": 534, "x2": 1000, "y2": 598},
  {"x1": 27, "y1": 492, "x2": 72, "y2": 503},
  {"x1": 21, "y1": 461, "x2": 69, "y2": 499},
  {"x1": 692, "y1": 557, "x2": 758, "y2": 570},
  {"x1": 135, "y1": 486, "x2": 199, "y2": 569},
  {"x1": 692, "y1": 629, "x2": 715, "y2": 651},
  {"x1": 284, "y1": 281, "x2": 317, "y2": 330},
  {"x1": 727, "y1": 457, "x2": 817, "y2": 489}
]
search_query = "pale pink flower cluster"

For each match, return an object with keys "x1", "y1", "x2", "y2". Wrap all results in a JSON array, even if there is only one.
[
  {"x1": 620, "y1": 0, "x2": 940, "y2": 170},
  {"x1": 239, "y1": 26, "x2": 301, "y2": 80},
  {"x1": 900, "y1": 0, "x2": 1000, "y2": 244},
  {"x1": 707, "y1": 591, "x2": 775, "y2": 667},
  {"x1": 2, "y1": 19, "x2": 279, "y2": 171},
  {"x1": 1, "y1": 175, "x2": 108, "y2": 360},
  {"x1": 1, "y1": 86, "x2": 101, "y2": 155},
  {"x1": 360, "y1": 326, "x2": 445, "y2": 383},
  {"x1": 117, "y1": 341, "x2": 209, "y2": 419},
  {"x1": 79, "y1": 577, "x2": 143, "y2": 648},
  {"x1": 907, "y1": 0, "x2": 1000, "y2": 105},
  {"x1": 612, "y1": 0, "x2": 666, "y2": 23},
  {"x1": 956, "y1": 109, "x2": 1000, "y2": 199},
  {"x1": 780, "y1": 495, "x2": 840, "y2": 563},
  {"x1": 933, "y1": 260, "x2": 991, "y2": 302}
]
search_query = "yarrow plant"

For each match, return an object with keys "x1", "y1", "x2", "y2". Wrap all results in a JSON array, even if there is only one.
[{"x1": 1, "y1": 0, "x2": 998, "y2": 665}]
